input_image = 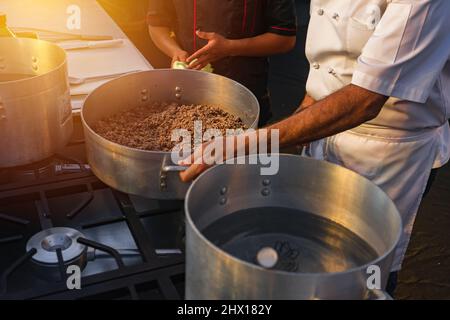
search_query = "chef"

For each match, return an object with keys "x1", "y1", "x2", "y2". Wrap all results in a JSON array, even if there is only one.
[
  {"x1": 147, "y1": 0, "x2": 297, "y2": 126},
  {"x1": 180, "y1": 0, "x2": 450, "y2": 295}
]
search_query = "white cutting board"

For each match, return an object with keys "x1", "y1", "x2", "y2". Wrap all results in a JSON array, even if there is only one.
[
  {"x1": 0, "y1": 0, "x2": 153, "y2": 110},
  {"x1": 68, "y1": 38, "x2": 151, "y2": 96}
]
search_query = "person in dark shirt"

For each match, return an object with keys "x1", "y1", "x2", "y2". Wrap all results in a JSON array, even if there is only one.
[{"x1": 147, "y1": 0, "x2": 297, "y2": 126}]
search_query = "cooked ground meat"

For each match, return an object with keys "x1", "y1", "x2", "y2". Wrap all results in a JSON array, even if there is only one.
[{"x1": 93, "y1": 102, "x2": 247, "y2": 152}]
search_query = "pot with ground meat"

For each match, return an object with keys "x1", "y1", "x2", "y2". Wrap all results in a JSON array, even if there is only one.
[{"x1": 81, "y1": 69, "x2": 259, "y2": 199}]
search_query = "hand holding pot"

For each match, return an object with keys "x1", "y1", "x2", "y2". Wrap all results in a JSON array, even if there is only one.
[
  {"x1": 179, "y1": 131, "x2": 264, "y2": 182},
  {"x1": 179, "y1": 139, "x2": 221, "y2": 183}
]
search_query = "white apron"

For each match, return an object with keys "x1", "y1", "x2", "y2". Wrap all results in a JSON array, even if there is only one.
[
  {"x1": 307, "y1": 124, "x2": 449, "y2": 271},
  {"x1": 306, "y1": 0, "x2": 450, "y2": 271}
]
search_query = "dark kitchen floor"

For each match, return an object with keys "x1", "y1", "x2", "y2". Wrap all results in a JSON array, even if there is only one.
[
  {"x1": 100, "y1": 0, "x2": 450, "y2": 300},
  {"x1": 396, "y1": 163, "x2": 450, "y2": 299}
]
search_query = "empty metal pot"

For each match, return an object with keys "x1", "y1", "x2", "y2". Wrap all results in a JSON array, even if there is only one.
[
  {"x1": 185, "y1": 155, "x2": 402, "y2": 300},
  {"x1": 0, "y1": 38, "x2": 73, "y2": 167}
]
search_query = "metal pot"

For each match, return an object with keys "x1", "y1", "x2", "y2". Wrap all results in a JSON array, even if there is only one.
[
  {"x1": 185, "y1": 155, "x2": 402, "y2": 300},
  {"x1": 0, "y1": 38, "x2": 73, "y2": 168},
  {"x1": 81, "y1": 69, "x2": 260, "y2": 200}
]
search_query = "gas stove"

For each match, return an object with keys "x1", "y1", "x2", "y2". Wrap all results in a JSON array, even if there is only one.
[{"x1": 0, "y1": 115, "x2": 185, "y2": 300}]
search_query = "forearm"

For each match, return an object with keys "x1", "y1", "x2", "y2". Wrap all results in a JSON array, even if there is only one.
[
  {"x1": 300, "y1": 94, "x2": 315, "y2": 109},
  {"x1": 229, "y1": 33, "x2": 296, "y2": 57},
  {"x1": 294, "y1": 93, "x2": 316, "y2": 114},
  {"x1": 179, "y1": 84, "x2": 387, "y2": 183},
  {"x1": 266, "y1": 84, "x2": 387, "y2": 148},
  {"x1": 148, "y1": 26, "x2": 184, "y2": 58}
]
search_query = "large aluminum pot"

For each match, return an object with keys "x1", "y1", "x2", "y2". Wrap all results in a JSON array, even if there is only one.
[
  {"x1": 185, "y1": 155, "x2": 402, "y2": 300},
  {"x1": 81, "y1": 69, "x2": 259, "y2": 200},
  {"x1": 0, "y1": 38, "x2": 73, "y2": 167}
]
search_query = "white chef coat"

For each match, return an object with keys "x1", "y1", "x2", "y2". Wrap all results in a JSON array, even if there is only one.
[{"x1": 305, "y1": 0, "x2": 450, "y2": 271}]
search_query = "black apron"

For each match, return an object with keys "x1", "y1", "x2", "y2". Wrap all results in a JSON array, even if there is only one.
[{"x1": 148, "y1": 0, "x2": 297, "y2": 125}]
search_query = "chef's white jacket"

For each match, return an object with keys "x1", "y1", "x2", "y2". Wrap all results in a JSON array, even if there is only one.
[{"x1": 305, "y1": 0, "x2": 450, "y2": 271}]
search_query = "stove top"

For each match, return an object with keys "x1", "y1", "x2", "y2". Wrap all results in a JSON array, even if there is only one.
[{"x1": 0, "y1": 116, "x2": 186, "y2": 300}]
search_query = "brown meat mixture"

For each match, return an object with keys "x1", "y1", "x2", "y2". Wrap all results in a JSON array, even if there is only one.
[{"x1": 93, "y1": 102, "x2": 247, "y2": 152}]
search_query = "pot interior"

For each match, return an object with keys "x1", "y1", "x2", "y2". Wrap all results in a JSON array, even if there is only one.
[
  {"x1": 82, "y1": 69, "x2": 260, "y2": 134},
  {"x1": 201, "y1": 206, "x2": 380, "y2": 273},
  {"x1": 186, "y1": 155, "x2": 402, "y2": 274}
]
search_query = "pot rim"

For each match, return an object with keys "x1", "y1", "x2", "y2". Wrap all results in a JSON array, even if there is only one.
[
  {"x1": 80, "y1": 69, "x2": 260, "y2": 158},
  {"x1": 0, "y1": 38, "x2": 67, "y2": 85},
  {"x1": 185, "y1": 154, "x2": 403, "y2": 278}
]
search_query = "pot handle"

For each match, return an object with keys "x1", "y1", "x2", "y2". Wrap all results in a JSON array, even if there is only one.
[
  {"x1": 369, "y1": 289, "x2": 393, "y2": 300},
  {"x1": 160, "y1": 156, "x2": 190, "y2": 191},
  {"x1": 162, "y1": 164, "x2": 190, "y2": 173}
]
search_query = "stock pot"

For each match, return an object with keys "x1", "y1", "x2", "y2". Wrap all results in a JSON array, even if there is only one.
[
  {"x1": 0, "y1": 38, "x2": 73, "y2": 167},
  {"x1": 185, "y1": 155, "x2": 402, "y2": 300},
  {"x1": 81, "y1": 69, "x2": 260, "y2": 200}
]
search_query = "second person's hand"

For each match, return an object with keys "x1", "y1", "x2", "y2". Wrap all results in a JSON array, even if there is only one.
[
  {"x1": 172, "y1": 50, "x2": 189, "y2": 67},
  {"x1": 187, "y1": 31, "x2": 233, "y2": 70}
]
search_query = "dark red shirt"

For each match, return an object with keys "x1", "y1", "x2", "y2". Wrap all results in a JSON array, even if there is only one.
[{"x1": 147, "y1": 0, "x2": 297, "y2": 99}]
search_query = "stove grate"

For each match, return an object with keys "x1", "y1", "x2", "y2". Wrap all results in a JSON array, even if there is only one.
[
  {"x1": 0, "y1": 213, "x2": 30, "y2": 225},
  {"x1": 77, "y1": 237, "x2": 138, "y2": 299},
  {"x1": 0, "y1": 249, "x2": 37, "y2": 296}
]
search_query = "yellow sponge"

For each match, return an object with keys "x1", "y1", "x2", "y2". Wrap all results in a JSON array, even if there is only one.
[{"x1": 172, "y1": 60, "x2": 214, "y2": 73}]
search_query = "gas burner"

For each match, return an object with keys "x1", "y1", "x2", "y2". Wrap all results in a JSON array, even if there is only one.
[
  {"x1": 26, "y1": 227, "x2": 87, "y2": 281},
  {"x1": 0, "y1": 119, "x2": 185, "y2": 299}
]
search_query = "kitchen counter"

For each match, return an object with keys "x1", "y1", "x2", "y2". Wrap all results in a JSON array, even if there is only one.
[{"x1": 0, "y1": 0, "x2": 152, "y2": 110}]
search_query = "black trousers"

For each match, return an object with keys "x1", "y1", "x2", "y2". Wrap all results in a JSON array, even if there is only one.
[{"x1": 386, "y1": 168, "x2": 439, "y2": 297}]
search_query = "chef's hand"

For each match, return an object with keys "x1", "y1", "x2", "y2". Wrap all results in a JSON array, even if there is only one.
[
  {"x1": 172, "y1": 50, "x2": 189, "y2": 67},
  {"x1": 179, "y1": 135, "x2": 245, "y2": 182},
  {"x1": 179, "y1": 141, "x2": 215, "y2": 183},
  {"x1": 187, "y1": 31, "x2": 233, "y2": 70}
]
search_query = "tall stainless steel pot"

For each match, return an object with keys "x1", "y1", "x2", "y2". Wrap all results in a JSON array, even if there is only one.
[
  {"x1": 0, "y1": 38, "x2": 73, "y2": 167},
  {"x1": 81, "y1": 69, "x2": 260, "y2": 200},
  {"x1": 185, "y1": 155, "x2": 402, "y2": 300}
]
